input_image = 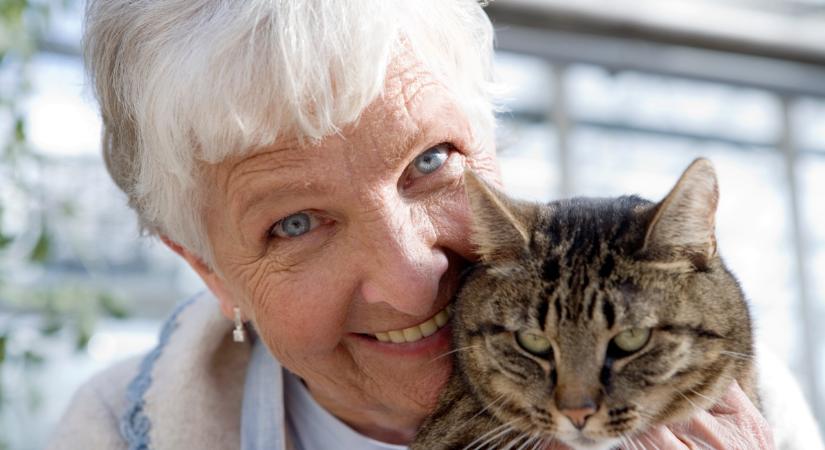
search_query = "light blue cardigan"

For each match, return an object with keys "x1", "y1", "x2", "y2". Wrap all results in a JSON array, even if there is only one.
[{"x1": 47, "y1": 292, "x2": 293, "y2": 450}]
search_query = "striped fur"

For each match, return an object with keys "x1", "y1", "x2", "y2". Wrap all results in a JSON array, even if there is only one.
[{"x1": 412, "y1": 160, "x2": 757, "y2": 450}]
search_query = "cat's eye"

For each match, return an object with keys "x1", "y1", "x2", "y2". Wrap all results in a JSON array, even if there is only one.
[
  {"x1": 516, "y1": 330, "x2": 552, "y2": 356},
  {"x1": 612, "y1": 328, "x2": 651, "y2": 353}
]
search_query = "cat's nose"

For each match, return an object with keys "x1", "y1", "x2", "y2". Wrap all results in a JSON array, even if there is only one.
[
  {"x1": 560, "y1": 404, "x2": 597, "y2": 430},
  {"x1": 556, "y1": 384, "x2": 600, "y2": 429}
]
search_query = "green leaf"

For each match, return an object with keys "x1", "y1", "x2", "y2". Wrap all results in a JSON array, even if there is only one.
[
  {"x1": 0, "y1": 232, "x2": 12, "y2": 249},
  {"x1": 59, "y1": 200, "x2": 77, "y2": 217},
  {"x1": 28, "y1": 226, "x2": 51, "y2": 263},
  {"x1": 75, "y1": 315, "x2": 94, "y2": 351},
  {"x1": 75, "y1": 329, "x2": 91, "y2": 350},
  {"x1": 13, "y1": 116, "x2": 25, "y2": 143},
  {"x1": 98, "y1": 292, "x2": 129, "y2": 319},
  {"x1": 0, "y1": 334, "x2": 6, "y2": 364},
  {"x1": 22, "y1": 350, "x2": 44, "y2": 367},
  {"x1": 0, "y1": 0, "x2": 27, "y2": 23},
  {"x1": 40, "y1": 317, "x2": 63, "y2": 335}
]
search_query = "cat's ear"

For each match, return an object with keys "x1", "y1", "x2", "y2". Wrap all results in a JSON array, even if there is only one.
[
  {"x1": 642, "y1": 158, "x2": 719, "y2": 270},
  {"x1": 463, "y1": 170, "x2": 535, "y2": 262}
]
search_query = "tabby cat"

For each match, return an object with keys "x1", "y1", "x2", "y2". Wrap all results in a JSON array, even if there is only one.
[{"x1": 412, "y1": 159, "x2": 757, "y2": 450}]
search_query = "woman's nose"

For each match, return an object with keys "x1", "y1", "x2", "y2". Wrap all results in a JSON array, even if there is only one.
[{"x1": 356, "y1": 204, "x2": 449, "y2": 317}]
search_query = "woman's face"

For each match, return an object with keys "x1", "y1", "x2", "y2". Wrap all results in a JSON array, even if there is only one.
[{"x1": 197, "y1": 55, "x2": 499, "y2": 442}]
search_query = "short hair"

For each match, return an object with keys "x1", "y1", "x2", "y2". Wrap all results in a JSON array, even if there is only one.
[{"x1": 84, "y1": 0, "x2": 498, "y2": 266}]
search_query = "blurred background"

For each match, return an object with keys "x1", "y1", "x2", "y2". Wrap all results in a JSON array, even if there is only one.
[{"x1": 0, "y1": 0, "x2": 823, "y2": 448}]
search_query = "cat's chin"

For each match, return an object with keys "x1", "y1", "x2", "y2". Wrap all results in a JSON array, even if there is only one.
[{"x1": 559, "y1": 435, "x2": 621, "y2": 450}]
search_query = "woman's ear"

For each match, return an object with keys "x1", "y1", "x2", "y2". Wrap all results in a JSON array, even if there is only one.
[{"x1": 160, "y1": 235, "x2": 240, "y2": 321}]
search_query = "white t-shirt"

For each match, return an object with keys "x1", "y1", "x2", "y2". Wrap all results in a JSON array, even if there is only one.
[{"x1": 284, "y1": 370, "x2": 409, "y2": 450}]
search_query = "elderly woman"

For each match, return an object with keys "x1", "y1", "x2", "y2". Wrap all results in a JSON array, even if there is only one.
[{"x1": 47, "y1": 1, "x2": 777, "y2": 449}]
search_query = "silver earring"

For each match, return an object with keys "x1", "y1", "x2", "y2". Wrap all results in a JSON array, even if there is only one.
[{"x1": 233, "y1": 307, "x2": 246, "y2": 343}]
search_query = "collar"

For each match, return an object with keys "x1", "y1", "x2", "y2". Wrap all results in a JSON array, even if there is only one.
[
  {"x1": 241, "y1": 337, "x2": 288, "y2": 450},
  {"x1": 121, "y1": 292, "x2": 252, "y2": 450}
]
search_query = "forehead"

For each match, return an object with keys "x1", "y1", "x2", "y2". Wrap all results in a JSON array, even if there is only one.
[
  {"x1": 205, "y1": 53, "x2": 471, "y2": 218},
  {"x1": 334, "y1": 53, "x2": 458, "y2": 169}
]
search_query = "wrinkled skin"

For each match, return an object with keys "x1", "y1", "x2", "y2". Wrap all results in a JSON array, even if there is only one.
[
  {"x1": 167, "y1": 53, "x2": 773, "y2": 448},
  {"x1": 173, "y1": 53, "x2": 500, "y2": 444}
]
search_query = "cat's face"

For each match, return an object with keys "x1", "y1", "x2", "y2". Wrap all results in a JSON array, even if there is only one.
[{"x1": 454, "y1": 160, "x2": 753, "y2": 450}]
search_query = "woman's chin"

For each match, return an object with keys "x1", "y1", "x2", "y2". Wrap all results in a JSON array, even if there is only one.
[{"x1": 346, "y1": 325, "x2": 454, "y2": 411}]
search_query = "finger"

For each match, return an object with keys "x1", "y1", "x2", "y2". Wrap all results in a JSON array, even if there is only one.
[
  {"x1": 708, "y1": 380, "x2": 758, "y2": 417},
  {"x1": 670, "y1": 409, "x2": 731, "y2": 449},
  {"x1": 669, "y1": 388, "x2": 774, "y2": 449},
  {"x1": 635, "y1": 426, "x2": 692, "y2": 449},
  {"x1": 709, "y1": 381, "x2": 773, "y2": 448}
]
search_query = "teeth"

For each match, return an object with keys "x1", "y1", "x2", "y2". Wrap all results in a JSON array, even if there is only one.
[
  {"x1": 419, "y1": 319, "x2": 438, "y2": 337},
  {"x1": 403, "y1": 327, "x2": 423, "y2": 342},
  {"x1": 388, "y1": 330, "x2": 406, "y2": 344},
  {"x1": 435, "y1": 310, "x2": 448, "y2": 327},
  {"x1": 373, "y1": 305, "x2": 451, "y2": 344}
]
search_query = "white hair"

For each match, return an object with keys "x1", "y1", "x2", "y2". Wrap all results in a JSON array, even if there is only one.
[{"x1": 84, "y1": 0, "x2": 498, "y2": 266}]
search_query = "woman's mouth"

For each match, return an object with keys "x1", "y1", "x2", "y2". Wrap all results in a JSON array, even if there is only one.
[{"x1": 370, "y1": 304, "x2": 452, "y2": 344}]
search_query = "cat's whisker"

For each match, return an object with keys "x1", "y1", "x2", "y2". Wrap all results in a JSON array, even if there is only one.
[
  {"x1": 526, "y1": 432, "x2": 545, "y2": 450},
  {"x1": 453, "y1": 393, "x2": 506, "y2": 438},
  {"x1": 496, "y1": 421, "x2": 527, "y2": 450},
  {"x1": 512, "y1": 434, "x2": 530, "y2": 450},
  {"x1": 534, "y1": 434, "x2": 556, "y2": 450},
  {"x1": 427, "y1": 345, "x2": 482, "y2": 365},
  {"x1": 463, "y1": 421, "x2": 510, "y2": 450},
  {"x1": 641, "y1": 433, "x2": 662, "y2": 450},
  {"x1": 520, "y1": 432, "x2": 542, "y2": 450},
  {"x1": 617, "y1": 434, "x2": 629, "y2": 450},
  {"x1": 626, "y1": 434, "x2": 638, "y2": 450},
  {"x1": 483, "y1": 427, "x2": 517, "y2": 450},
  {"x1": 618, "y1": 432, "x2": 633, "y2": 450},
  {"x1": 542, "y1": 436, "x2": 557, "y2": 450},
  {"x1": 474, "y1": 393, "x2": 507, "y2": 420},
  {"x1": 677, "y1": 392, "x2": 703, "y2": 412},
  {"x1": 494, "y1": 421, "x2": 527, "y2": 450},
  {"x1": 687, "y1": 388, "x2": 716, "y2": 406},
  {"x1": 623, "y1": 432, "x2": 645, "y2": 450},
  {"x1": 525, "y1": 435, "x2": 540, "y2": 450},
  {"x1": 464, "y1": 417, "x2": 521, "y2": 450},
  {"x1": 632, "y1": 408, "x2": 655, "y2": 423},
  {"x1": 719, "y1": 350, "x2": 753, "y2": 361},
  {"x1": 501, "y1": 431, "x2": 531, "y2": 450}
]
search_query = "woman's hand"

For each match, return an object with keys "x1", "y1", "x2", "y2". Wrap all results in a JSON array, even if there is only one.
[{"x1": 623, "y1": 381, "x2": 774, "y2": 449}]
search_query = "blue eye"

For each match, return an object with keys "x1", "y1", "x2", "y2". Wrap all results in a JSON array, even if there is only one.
[
  {"x1": 271, "y1": 212, "x2": 318, "y2": 238},
  {"x1": 413, "y1": 144, "x2": 449, "y2": 175}
]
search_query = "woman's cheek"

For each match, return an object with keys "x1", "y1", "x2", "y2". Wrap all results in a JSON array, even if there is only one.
[
  {"x1": 425, "y1": 184, "x2": 475, "y2": 257},
  {"x1": 253, "y1": 265, "x2": 351, "y2": 348}
]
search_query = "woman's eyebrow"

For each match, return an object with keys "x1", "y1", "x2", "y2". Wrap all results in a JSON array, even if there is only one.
[{"x1": 232, "y1": 177, "x2": 338, "y2": 222}]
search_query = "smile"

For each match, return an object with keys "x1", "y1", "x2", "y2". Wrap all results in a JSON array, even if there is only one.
[{"x1": 373, "y1": 305, "x2": 452, "y2": 344}]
